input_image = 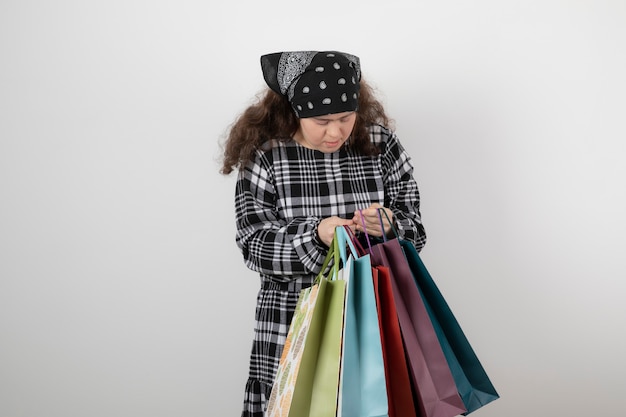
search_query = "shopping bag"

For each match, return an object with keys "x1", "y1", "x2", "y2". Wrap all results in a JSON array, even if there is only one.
[
  {"x1": 336, "y1": 226, "x2": 388, "y2": 417},
  {"x1": 267, "y1": 232, "x2": 347, "y2": 417},
  {"x1": 399, "y1": 239, "x2": 500, "y2": 414},
  {"x1": 342, "y1": 226, "x2": 415, "y2": 417},
  {"x1": 372, "y1": 265, "x2": 417, "y2": 417},
  {"x1": 359, "y1": 212, "x2": 466, "y2": 417},
  {"x1": 266, "y1": 280, "x2": 323, "y2": 417}
]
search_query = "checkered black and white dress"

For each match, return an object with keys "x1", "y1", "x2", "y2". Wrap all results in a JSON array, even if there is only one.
[{"x1": 236, "y1": 124, "x2": 427, "y2": 417}]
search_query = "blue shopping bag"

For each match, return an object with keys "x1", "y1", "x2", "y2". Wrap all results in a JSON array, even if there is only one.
[{"x1": 336, "y1": 226, "x2": 388, "y2": 417}]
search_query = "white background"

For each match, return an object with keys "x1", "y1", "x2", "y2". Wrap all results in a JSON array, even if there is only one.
[{"x1": 1, "y1": 0, "x2": 625, "y2": 416}]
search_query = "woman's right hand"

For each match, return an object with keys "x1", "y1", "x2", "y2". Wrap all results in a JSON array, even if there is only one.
[{"x1": 317, "y1": 216, "x2": 355, "y2": 247}]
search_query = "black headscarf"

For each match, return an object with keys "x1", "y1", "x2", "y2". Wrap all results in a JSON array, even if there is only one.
[{"x1": 260, "y1": 51, "x2": 361, "y2": 118}]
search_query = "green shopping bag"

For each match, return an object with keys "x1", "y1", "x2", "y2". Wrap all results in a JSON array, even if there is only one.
[{"x1": 268, "y1": 231, "x2": 347, "y2": 417}]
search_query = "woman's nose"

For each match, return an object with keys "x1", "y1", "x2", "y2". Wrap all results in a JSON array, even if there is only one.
[{"x1": 327, "y1": 123, "x2": 342, "y2": 138}]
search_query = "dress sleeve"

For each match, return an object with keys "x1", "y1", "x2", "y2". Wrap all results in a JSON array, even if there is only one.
[
  {"x1": 234, "y1": 151, "x2": 328, "y2": 276},
  {"x1": 380, "y1": 130, "x2": 427, "y2": 251}
]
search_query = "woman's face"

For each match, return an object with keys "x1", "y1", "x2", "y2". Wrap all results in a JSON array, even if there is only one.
[{"x1": 294, "y1": 111, "x2": 357, "y2": 153}]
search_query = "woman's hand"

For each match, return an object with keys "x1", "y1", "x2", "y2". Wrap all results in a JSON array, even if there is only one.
[
  {"x1": 317, "y1": 216, "x2": 356, "y2": 247},
  {"x1": 352, "y1": 203, "x2": 394, "y2": 237}
]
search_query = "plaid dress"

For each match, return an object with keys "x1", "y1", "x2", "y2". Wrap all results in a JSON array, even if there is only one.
[{"x1": 236, "y1": 124, "x2": 427, "y2": 416}]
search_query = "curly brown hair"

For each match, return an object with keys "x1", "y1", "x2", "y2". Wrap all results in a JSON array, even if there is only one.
[{"x1": 219, "y1": 78, "x2": 392, "y2": 175}]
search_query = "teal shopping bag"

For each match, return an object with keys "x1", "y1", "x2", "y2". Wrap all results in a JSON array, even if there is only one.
[
  {"x1": 337, "y1": 227, "x2": 388, "y2": 417},
  {"x1": 399, "y1": 239, "x2": 499, "y2": 414}
]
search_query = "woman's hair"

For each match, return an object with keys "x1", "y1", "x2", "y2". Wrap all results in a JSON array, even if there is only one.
[{"x1": 219, "y1": 78, "x2": 392, "y2": 175}]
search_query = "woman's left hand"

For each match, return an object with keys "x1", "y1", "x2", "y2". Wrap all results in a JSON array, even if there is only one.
[{"x1": 352, "y1": 203, "x2": 394, "y2": 237}]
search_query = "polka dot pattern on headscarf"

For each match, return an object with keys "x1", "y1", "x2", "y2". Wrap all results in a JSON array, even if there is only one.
[{"x1": 260, "y1": 51, "x2": 361, "y2": 118}]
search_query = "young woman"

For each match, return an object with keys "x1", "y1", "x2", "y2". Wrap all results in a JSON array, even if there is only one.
[{"x1": 220, "y1": 50, "x2": 427, "y2": 417}]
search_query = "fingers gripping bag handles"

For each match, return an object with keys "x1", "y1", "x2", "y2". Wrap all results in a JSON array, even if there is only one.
[
  {"x1": 336, "y1": 226, "x2": 389, "y2": 417},
  {"x1": 267, "y1": 231, "x2": 346, "y2": 417},
  {"x1": 365, "y1": 210, "x2": 466, "y2": 417}
]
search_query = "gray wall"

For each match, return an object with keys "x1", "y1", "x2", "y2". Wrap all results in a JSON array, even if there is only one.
[{"x1": 1, "y1": 0, "x2": 625, "y2": 416}]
